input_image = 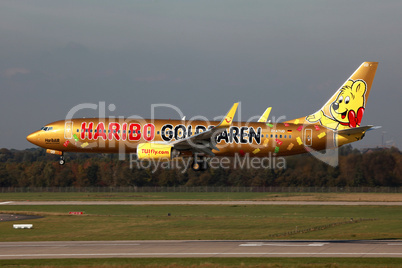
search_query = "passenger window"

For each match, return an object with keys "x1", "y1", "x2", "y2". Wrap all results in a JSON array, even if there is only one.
[
  {"x1": 289, "y1": 135, "x2": 292, "y2": 138},
  {"x1": 280, "y1": 135, "x2": 282, "y2": 138}
]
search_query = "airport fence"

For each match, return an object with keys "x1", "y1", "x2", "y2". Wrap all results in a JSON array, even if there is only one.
[{"x1": 0, "y1": 186, "x2": 401, "y2": 193}]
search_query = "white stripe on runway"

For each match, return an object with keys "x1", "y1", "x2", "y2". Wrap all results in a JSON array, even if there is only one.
[{"x1": 240, "y1": 243, "x2": 328, "y2": 247}]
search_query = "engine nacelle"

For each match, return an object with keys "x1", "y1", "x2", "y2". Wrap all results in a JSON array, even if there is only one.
[
  {"x1": 137, "y1": 143, "x2": 173, "y2": 160},
  {"x1": 46, "y1": 149, "x2": 63, "y2": 156}
]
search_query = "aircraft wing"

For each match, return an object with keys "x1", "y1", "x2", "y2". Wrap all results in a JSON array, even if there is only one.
[{"x1": 169, "y1": 103, "x2": 239, "y2": 156}]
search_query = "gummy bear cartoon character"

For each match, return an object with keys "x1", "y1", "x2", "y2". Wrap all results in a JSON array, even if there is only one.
[{"x1": 306, "y1": 79, "x2": 367, "y2": 130}]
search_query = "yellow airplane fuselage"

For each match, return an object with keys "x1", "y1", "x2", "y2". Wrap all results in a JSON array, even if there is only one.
[
  {"x1": 26, "y1": 62, "x2": 378, "y2": 168},
  {"x1": 27, "y1": 118, "x2": 357, "y2": 157}
]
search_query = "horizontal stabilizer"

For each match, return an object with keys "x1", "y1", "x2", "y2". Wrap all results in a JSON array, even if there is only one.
[{"x1": 335, "y1": 125, "x2": 381, "y2": 136}]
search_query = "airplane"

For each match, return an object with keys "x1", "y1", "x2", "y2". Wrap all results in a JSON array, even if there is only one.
[{"x1": 27, "y1": 62, "x2": 379, "y2": 171}]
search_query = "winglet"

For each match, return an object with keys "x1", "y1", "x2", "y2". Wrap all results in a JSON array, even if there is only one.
[
  {"x1": 218, "y1": 102, "x2": 239, "y2": 128},
  {"x1": 258, "y1": 107, "x2": 272, "y2": 122}
]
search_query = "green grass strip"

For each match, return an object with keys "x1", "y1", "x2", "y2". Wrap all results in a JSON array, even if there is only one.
[{"x1": 1, "y1": 257, "x2": 402, "y2": 267}]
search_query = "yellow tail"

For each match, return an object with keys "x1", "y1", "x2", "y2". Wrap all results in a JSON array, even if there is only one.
[{"x1": 287, "y1": 62, "x2": 378, "y2": 130}]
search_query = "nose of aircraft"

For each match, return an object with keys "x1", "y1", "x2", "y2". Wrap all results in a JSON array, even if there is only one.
[{"x1": 26, "y1": 131, "x2": 40, "y2": 145}]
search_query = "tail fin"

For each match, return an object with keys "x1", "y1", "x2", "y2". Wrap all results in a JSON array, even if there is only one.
[{"x1": 287, "y1": 62, "x2": 378, "y2": 130}]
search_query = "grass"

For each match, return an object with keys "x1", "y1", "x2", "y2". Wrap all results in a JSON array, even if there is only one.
[
  {"x1": 0, "y1": 257, "x2": 402, "y2": 267},
  {"x1": 1, "y1": 193, "x2": 401, "y2": 267},
  {"x1": 0, "y1": 205, "x2": 401, "y2": 241},
  {"x1": 1, "y1": 192, "x2": 402, "y2": 202}
]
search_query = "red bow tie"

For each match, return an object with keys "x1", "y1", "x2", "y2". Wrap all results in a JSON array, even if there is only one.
[{"x1": 346, "y1": 107, "x2": 364, "y2": 128}]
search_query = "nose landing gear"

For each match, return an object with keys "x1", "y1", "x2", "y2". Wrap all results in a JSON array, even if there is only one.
[{"x1": 59, "y1": 155, "x2": 65, "y2": 165}]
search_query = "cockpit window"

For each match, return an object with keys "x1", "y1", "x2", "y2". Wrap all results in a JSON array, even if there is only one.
[{"x1": 40, "y1": 126, "x2": 53, "y2": 131}]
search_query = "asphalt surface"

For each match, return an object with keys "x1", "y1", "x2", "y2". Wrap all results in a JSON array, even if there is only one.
[
  {"x1": 1, "y1": 201, "x2": 402, "y2": 205},
  {"x1": 0, "y1": 214, "x2": 42, "y2": 222},
  {"x1": 0, "y1": 240, "x2": 401, "y2": 259}
]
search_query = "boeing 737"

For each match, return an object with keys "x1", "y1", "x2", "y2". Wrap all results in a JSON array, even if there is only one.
[{"x1": 27, "y1": 62, "x2": 379, "y2": 170}]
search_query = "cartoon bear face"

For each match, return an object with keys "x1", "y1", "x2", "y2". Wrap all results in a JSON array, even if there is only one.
[{"x1": 330, "y1": 79, "x2": 367, "y2": 126}]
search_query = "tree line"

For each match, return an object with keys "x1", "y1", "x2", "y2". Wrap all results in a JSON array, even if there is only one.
[{"x1": 0, "y1": 146, "x2": 400, "y2": 188}]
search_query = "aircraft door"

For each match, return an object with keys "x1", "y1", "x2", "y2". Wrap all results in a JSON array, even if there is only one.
[
  {"x1": 304, "y1": 128, "x2": 312, "y2": 146},
  {"x1": 64, "y1": 121, "x2": 73, "y2": 139}
]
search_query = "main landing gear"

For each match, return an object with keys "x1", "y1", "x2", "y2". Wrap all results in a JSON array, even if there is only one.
[{"x1": 191, "y1": 155, "x2": 208, "y2": 171}]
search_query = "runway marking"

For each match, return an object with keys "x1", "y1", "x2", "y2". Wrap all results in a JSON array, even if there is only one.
[
  {"x1": 387, "y1": 243, "x2": 402, "y2": 246},
  {"x1": 1, "y1": 252, "x2": 402, "y2": 258},
  {"x1": 239, "y1": 243, "x2": 328, "y2": 247},
  {"x1": 0, "y1": 202, "x2": 12, "y2": 205}
]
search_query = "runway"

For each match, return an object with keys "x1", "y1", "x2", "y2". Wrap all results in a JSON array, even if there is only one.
[
  {"x1": 0, "y1": 214, "x2": 42, "y2": 222},
  {"x1": 0, "y1": 240, "x2": 401, "y2": 259},
  {"x1": 2, "y1": 201, "x2": 402, "y2": 205}
]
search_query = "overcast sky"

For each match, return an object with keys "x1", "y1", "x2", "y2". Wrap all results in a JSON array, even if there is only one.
[{"x1": 0, "y1": 0, "x2": 400, "y2": 150}]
